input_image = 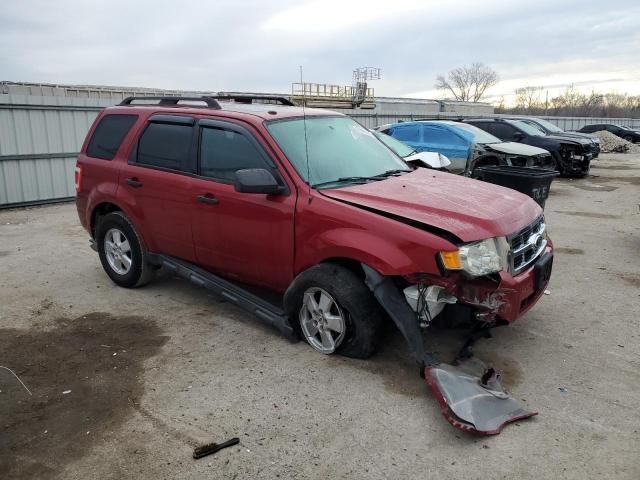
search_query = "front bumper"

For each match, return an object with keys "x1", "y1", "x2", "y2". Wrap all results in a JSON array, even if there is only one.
[
  {"x1": 407, "y1": 244, "x2": 553, "y2": 324},
  {"x1": 458, "y1": 245, "x2": 553, "y2": 323}
]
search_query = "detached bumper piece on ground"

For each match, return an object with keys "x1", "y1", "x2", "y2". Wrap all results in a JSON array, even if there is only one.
[
  {"x1": 362, "y1": 264, "x2": 537, "y2": 435},
  {"x1": 425, "y1": 359, "x2": 537, "y2": 435}
]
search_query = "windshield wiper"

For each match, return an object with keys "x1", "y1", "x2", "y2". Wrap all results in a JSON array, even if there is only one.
[
  {"x1": 370, "y1": 169, "x2": 412, "y2": 178},
  {"x1": 313, "y1": 176, "x2": 379, "y2": 188},
  {"x1": 313, "y1": 170, "x2": 411, "y2": 189}
]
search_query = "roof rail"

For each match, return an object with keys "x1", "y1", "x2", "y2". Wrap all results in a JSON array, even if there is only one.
[
  {"x1": 119, "y1": 96, "x2": 222, "y2": 109},
  {"x1": 213, "y1": 94, "x2": 295, "y2": 106}
]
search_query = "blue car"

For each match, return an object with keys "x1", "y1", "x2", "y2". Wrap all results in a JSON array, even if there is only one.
[{"x1": 375, "y1": 120, "x2": 553, "y2": 176}]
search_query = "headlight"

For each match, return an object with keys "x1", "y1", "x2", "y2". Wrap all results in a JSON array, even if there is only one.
[{"x1": 440, "y1": 238, "x2": 505, "y2": 277}]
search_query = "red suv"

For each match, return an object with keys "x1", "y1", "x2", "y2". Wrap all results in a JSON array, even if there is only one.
[{"x1": 76, "y1": 95, "x2": 553, "y2": 367}]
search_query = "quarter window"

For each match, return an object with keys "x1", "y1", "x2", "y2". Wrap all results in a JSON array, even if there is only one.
[
  {"x1": 86, "y1": 114, "x2": 138, "y2": 160},
  {"x1": 199, "y1": 127, "x2": 268, "y2": 181},
  {"x1": 137, "y1": 122, "x2": 193, "y2": 171}
]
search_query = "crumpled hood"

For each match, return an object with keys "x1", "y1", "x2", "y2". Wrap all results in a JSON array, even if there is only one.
[
  {"x1": 321, "y1": 168, "x2": 542, "y2": 243},
  {"x1": 552, "y1": 131, "x2": 598, "y2": 143},
  {"x1": 484, "y1": 142, "x2": 548, "y2": 156},
  {"x1": 545, "y1": 134, "x2": 590, "y2": 145}
]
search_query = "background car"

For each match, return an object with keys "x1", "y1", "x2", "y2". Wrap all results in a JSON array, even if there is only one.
[
  {"x1": 463, "y1": 118, "x2": 593, "y2": 177},
  {"x1": 375, "y1": 120, "x2": 553, "y2": 177},
  {"x1": 510, "y1": 117, "x2": 600, "y2": 158},
  {"x1": 577, "y1": 123, "x2": 640, "y2": 143}
]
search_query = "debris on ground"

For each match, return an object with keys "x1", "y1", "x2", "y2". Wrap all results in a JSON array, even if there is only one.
[
  {"x1": 0, "y1": 365, "x2": 33, "y2": 396},
  {"x1": 593, "y1": 130, "x2": 640, "y2": 153},
  {"x1": 193, "y1": 437, "x2": 240, "y2": 459}
]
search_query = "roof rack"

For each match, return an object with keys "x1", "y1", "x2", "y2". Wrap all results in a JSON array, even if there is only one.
[
  {"x1": 119, "y1": 94, "x2": 295, "y2": 109},
  {"x1": 119, "y1": 96, "x2": 222, "y2": 109},
  {"x1": 213, "y1": 94, "x2": 295, "y2": 106}
]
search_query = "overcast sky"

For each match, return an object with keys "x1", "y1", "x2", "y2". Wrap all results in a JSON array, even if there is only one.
[{"x1": 2, "y1": 0, "x2": 639, "y2": 103}]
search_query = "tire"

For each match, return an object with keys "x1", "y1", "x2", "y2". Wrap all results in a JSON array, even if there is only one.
[
  {"x1": 95, "y1": 211, "x2": 155, "y2": 288},
  {"x1": 623, "y1": 135, "x2": 634, "y2": 143},
  {"x1": 284, "y1": 263, "x2": 385, "y2": 359}
]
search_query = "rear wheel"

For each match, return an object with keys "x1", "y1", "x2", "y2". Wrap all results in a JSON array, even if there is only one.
[
  {"x1": 96, "y1": 211, "x2": 155, "y2": 288},
  {"x1": 284, "y1": 263, "x2": 384, "y2": 359}
]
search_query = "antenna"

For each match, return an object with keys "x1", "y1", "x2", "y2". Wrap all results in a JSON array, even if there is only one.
[{"x1": 300, "y1": 65, "x2": 311, "y2": 198}]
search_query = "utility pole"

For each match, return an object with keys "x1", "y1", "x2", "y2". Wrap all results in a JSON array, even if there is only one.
[{"x1": 544, "y1": 90, "x2": 549, "y2": 116}]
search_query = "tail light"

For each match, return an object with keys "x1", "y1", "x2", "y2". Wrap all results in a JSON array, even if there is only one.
[{"x1": 75, "y1": 164, "x2": 82, "y2": 192}]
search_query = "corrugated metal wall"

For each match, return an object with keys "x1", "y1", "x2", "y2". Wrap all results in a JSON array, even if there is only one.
[
  {"x1": 1, "y1": 84, "x2": 639, "y2": 208},
  {"x1": 0, "y1": 95, "x2": 107, "y2": 207}
]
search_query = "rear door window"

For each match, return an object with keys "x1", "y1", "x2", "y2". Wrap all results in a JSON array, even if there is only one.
[
  {"x1": 487, "y1": 123, "x2": 516, "y2": 140},
  {"x1": 86, "y1": 114, "x2": 138, "y2": 160},
  {"x1": 392, "y1": 125, "x2": 421, "y2": 143},
  {"x1": 199, "y1": 126, "x2": 270, "y2": 182},
  {"x1": 137, "y1": 122, "x2": 194, "y2": 172},
  {"x1": 422, "y1": 126, "x2": 466, "y2": 146}
]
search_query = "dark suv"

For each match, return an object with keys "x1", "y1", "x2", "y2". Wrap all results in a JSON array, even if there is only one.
[
  {"x1": 577, "y1": 123, "x2": 640, "y2": 143},
  {"x1": 509, "y1": 117, "x2": 601, "y2": 158},
  {"x1": 464, "y1": 118, "x2": 593, "y2": 176}
]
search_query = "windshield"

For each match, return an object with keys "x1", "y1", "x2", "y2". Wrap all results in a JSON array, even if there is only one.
[
  {"x1": 532, "y1": 118, "x2": 563, "y2": 133},
  {"x1": 267, "y1": 117, "x2": 411, "y2": 188},
  {"x1": 449, "y1": 122, "x2": 501, "y2": 144},
  {"x1": 511, "y1": 120, "x2": 545, "y2": 136},
  {"x1": 373, "y1": 131, "x2": 416, "y2": 157}
]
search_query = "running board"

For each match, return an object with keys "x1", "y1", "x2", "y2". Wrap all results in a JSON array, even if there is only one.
[{"x1": 148, "y1": 254, "x2": 298, "y2": 342}]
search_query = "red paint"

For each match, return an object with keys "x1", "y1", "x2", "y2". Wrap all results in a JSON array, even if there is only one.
[{"x1": 76, "y1": 103, "x2": 551, "y2": 320}]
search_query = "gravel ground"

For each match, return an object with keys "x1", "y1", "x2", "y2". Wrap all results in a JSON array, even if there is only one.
[
  {"x1": 593, "y1": 130, "x2": 640, "y2": 153},
  {"x1": 1, "y1": 153, "x2": 639, "y2": 479}
]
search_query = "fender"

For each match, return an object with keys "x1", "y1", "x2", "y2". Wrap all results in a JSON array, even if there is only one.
[{"x1": 295, "y1": 226, "x2": 455, "y2": 277}]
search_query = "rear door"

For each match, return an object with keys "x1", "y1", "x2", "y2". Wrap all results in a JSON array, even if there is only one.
[
  {"x1": 190, "y1": 118, "x2": 296, "y2": 292},
  {"x1": 118, "y1": 114, "x2": 197, "y2": 261}
]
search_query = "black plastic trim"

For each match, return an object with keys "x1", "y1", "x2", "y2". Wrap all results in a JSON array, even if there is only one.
[
  {"x1": 147, "y1": 254, "x2": 297, "y2": 342},
  {"x1": 149, "y1": 114, "x2": 195, "y2": 125}
]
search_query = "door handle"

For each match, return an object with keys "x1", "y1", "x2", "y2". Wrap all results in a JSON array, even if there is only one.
[
  {"x1": 197, "y1": 194, "x2": 219, "y2": 205},
  {"x1": 126, "y1": 177, "x2": 143, "y2": 188}
]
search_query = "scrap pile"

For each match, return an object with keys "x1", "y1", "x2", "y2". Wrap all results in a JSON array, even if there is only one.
[{"x1": 593, "y1": 130, "x2": 640, "y2": 153}]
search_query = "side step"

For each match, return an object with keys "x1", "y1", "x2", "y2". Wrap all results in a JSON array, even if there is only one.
[{"x1": 148, "y1": 254, "x2": 298, "y2": 342}]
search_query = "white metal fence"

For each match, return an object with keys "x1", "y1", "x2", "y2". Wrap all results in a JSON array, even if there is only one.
[
  {"x1": 1, "y1": 95, "x2": 639, "y2": 208},
  {"x1": 348, "y1": 111, "x2": 640, "y2": 131}
]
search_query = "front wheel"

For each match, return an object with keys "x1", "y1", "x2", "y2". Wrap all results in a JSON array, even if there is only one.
[
  {"x1": 623, "y1": 135, "x2": 634, "y2": 143},
  {"x1": 284, "y1": 263, "x2": 385, "y2": 359},
  {"x1": 96, "y1": 211, "x2": 155, "y2": 288}
]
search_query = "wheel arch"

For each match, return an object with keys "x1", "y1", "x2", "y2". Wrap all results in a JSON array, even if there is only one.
[{"x1": 90, "y1": 201, "x2": 122, "y2": 237}]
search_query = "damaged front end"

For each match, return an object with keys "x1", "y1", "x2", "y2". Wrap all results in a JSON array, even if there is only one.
[
  {"x1": 361, "y1": 229, "x2": 551, "y2": 434},
  {"x1": 465, "y1": 143, "x2": 554, "y2": 177},
  {"x1": 558, "y1": 143, "x2": 592, "y2": 176}
]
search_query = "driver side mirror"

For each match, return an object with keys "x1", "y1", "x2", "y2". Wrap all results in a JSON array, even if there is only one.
[
  {"x1": 234, "y1": 168, "x2": 286, "y2": 195},
  {"x1": 513, "y1": 132, "x2": 525, "y2": 142}
]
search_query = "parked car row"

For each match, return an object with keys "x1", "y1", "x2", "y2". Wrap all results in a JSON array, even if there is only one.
[
  {"x1": 376, "y1": 117, "x2": 598, "y2": 177},
  {"x1": 374, "y1": 120, "x2": 554, "y2": 176}
]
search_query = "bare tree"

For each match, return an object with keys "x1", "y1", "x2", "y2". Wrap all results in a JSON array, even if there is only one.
[
  {"x1": 514, "y1": 86, "x2": 544, "y2": 113},
  {"x1": 435, "y1": 63, "x2": 498, "y2": 102}
]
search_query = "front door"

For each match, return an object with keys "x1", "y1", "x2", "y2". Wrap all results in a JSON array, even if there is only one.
[{"x1": 190, "y1": 119, "x2": 296, "y2": 292}]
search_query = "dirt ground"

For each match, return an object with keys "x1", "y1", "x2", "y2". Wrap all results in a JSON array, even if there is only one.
[{"x1": 1, "y1": 153, "x2": 639, "y2": 479}]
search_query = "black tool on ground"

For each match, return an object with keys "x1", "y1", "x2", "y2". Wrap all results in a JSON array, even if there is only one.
[
  {"x1": 475, "y1": 166, "x2": 558, "y2": 208},
  {"x1": 193, "y1": 437, "x2": 240, "y2": 459}
]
